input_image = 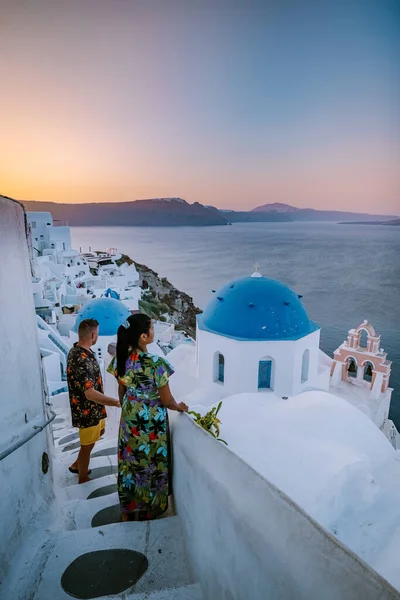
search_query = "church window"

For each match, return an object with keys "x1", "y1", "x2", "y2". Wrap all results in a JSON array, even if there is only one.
[
  {"x1": 301, "y1": 349, "x2": 310, "y2": 383},
  {"x1": 258, "y1": 359, "x2": 272, "y2": 389},
  {"x1": 218, "y1": 354, "x2": 225, "y2": 383},
  {"x1": 214, "y1": 352, "x2": 225, "y2": 383}
]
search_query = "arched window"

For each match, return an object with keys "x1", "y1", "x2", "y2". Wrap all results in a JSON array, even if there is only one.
[
  {"x1": 258, "y1": 358, "x2": 273, "y2": 390},
  {"x1": 359, "y1": 330, "x2": 368, "y2": 349},
  {"x1": 301, "y1": 349, "x2": 310, "y2": 383},
  {"x1": 213, "y1": 352, "x2": 225, "y2": 383},
  {"x1": 347, "y1": 357, "x2": 357, "y2": 379},
  {"x1": 363, "y1": 361, "x2": 374, "y2": 382}
]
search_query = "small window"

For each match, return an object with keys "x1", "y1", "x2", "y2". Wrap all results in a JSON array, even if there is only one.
[
  {"x1": 301, "y1": 349, "x2": 309, "y2": 383},
  {"x1": 347, "y1": 358, "x2": 357, "y2": 378},
  {"x1": 218, "y1": 354, "x2": 224, "y2": 383},
  {"x1": 31, "y1": 221, "x2": 36, "y2": 228},
  {"x1": 258, "y1": 360, "x2": 272, "y2": 389},
  {"x1": 213, "y1": 352, "x2": 225, "y2": 383}
]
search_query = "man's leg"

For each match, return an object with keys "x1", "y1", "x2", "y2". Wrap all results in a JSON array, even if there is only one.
[{"x1": 77, "y1": 442, "x2": 95, "y2": 484}]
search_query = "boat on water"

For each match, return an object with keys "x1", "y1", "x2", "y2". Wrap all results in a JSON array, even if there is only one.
[{"x1": 1, "y1": 194, "x2": 400, "y2": 600}]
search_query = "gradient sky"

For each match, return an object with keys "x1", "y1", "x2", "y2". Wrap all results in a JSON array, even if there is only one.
[{"x1": 0, "y1": 0, "x2": 399, "y2": 213}]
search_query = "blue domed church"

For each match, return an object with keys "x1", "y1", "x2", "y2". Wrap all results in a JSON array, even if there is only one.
[{"x1": 196, "y1": 270, "x2": 323, "y2": 398}]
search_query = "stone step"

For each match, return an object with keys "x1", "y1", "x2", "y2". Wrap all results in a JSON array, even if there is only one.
[
  {"x1": 33, "y1": 517, "x2": 197, "y2": 599},
  {"x1": 125, "y1": 583, "x2": 204, "y2": 599}
]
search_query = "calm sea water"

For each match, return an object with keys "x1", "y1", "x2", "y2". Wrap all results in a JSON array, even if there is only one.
[{"x1": 71, "y1": 222, "x2": 400, "y2": 425}]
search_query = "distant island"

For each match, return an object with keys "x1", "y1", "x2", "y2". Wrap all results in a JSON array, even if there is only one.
[
  {"x1": 247, "y1": 202, "x2": 398, "y2": 223},
  {"x1": 338, "y1": 219, "x2": 400, "y2": 226},
  {"x1": 21, "y1": 198, "x2": 399, "y2": 227}
]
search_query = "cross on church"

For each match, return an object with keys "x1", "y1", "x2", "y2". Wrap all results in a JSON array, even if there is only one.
[{"x1": 251, "y1": 262, "x2": 262, "y2": 278}]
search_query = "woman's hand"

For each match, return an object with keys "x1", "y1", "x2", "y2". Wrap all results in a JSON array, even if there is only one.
[{"x1": 158, "y1": 384, "x2": 188, "y2": 412}]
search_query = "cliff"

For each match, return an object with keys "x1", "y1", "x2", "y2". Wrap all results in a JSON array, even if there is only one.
[
  {"x1": 115, "y1": 254, "x2": 201, "y2": 337},
  {"x1": 22, "y1": 198, "x2": 228, "y2": 227}
]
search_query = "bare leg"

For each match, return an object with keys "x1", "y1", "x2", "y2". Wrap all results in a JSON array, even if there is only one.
[{"x1": 77, "y1": 443, "x2": 95, "y2": 483}]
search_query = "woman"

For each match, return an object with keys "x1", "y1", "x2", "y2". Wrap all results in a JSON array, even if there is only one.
[{"x1": 107, "y1": 313, "x2": 188, "y2": 521}]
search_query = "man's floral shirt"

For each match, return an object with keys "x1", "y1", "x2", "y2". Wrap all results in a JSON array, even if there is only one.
[{"x1": 67, "y1": 343, "x2": 107, "y2": 428}]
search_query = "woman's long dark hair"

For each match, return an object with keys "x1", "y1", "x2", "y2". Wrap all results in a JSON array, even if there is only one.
[{"x1": 116, "y1": 313, "x2": 152, "y2": 377}]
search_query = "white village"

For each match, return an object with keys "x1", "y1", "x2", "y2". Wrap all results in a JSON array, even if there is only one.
[{"x1": 1, "y1": 194, "x2": 400, "y2": 600}]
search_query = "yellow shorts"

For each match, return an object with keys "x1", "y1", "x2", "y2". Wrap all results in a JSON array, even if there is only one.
[{"x1": 79, "y1": 419, "x2": 106, "y2": 446}]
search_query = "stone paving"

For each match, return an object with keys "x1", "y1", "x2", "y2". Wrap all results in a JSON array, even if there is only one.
[{"x1": 3, "y1": 393, "x2": 203, "y2": 600}]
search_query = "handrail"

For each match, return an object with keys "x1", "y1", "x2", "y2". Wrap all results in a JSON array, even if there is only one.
[{"x1": 0, "y1": 408, "x2": 56, "y2": 462}]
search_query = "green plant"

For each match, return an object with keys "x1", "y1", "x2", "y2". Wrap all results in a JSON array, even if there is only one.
[
  {"x1": 139, "y1": 299, "x2": 159, "y2": 319},
  {"x1": 188, "y1": 402, "x2": 227, "y2": 445},
  {"x1": 158, "y1": 302, "x2": 170, "y2": 314}
]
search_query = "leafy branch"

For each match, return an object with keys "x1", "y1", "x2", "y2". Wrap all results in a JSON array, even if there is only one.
[{"x1": 188, "y1": 401, "x2": 227, "y2": 445}]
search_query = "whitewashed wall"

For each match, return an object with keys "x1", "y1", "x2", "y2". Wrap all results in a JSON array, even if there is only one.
[
  {"x1": 172, "y1": 415, "x2": 400, "y2": 600},
  {"x1": 0, "y1": 197, "x2": 54, "y2": 583},
  {"x1": 196, "y1": 326, "x2": 321, "y2": 398}
]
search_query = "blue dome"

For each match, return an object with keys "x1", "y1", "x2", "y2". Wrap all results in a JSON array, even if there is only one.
[
  {"x1": 73, "y1": 298, "x2": 131, "y2": 336},
  {"x1": 197, "y1": 276, "x2": 319, "y2": 341}
]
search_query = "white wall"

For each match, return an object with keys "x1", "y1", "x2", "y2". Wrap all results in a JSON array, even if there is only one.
[
  {"x1": 0, "y1": 197, "x2": 54, "y2": 582},
  {"x1": 41, "y1": 349, "x2": 62, "y2": 382},
  {"x1": 26, "y1": 211, "x2": 53, "y2": 251},
  {"x1": 172, "y1": 415, "x2": 400, "y2": 600},
  {"x1": 49, "y1": 225, "x2": 71, "y2": 250},
  {"x1": 197, "y1": 327, "x2": 321, "y2": 398}
]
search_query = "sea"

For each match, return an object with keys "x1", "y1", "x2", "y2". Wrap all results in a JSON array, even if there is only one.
[{"x1": 71, "y1": 222, "x2": 400, "y2": 426}]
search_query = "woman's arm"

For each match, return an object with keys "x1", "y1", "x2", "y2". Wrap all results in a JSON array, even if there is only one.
[
  {"x1": 158, "y1": 383, "x2": 188, "y2": 412},
  {"x1": 118, "y1": 382, "x2": 126, "y2": 404}
]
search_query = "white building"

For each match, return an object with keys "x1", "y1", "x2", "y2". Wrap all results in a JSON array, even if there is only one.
[{"x1": 195, "y1": 269, "x2": 325, "y2": 399}]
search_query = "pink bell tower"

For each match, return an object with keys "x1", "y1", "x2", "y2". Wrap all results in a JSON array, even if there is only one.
[{"x1": 330, "y1": 320, "x2": 392, "y2": 397}]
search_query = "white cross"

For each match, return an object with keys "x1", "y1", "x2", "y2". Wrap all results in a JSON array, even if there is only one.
[{"x1": 251, "y1": 262, "x2": 262, "y2": 278}]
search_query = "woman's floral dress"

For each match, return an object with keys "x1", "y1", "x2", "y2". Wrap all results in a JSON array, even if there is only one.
[{"x1": 107, "y1": 352, "x2": 174, "y2": 519}]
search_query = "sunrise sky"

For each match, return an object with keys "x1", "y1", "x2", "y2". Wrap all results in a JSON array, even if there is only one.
[{"x1": 0, "y1": 0, "x2": 399, "y2": 214}]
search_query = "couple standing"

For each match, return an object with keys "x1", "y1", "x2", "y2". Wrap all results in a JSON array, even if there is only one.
[{"x1": 67, "y1": 314, "x2": 188, "y2": 521}]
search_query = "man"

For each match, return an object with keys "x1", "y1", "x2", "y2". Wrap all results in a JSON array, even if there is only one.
[{"x1": 67, "y1": 318, "x2": 120, "y2": 483}]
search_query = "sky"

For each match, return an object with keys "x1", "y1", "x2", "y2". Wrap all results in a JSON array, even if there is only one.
[{"x1": 0, "y1": 0, "x2": 399, "y2": 214}]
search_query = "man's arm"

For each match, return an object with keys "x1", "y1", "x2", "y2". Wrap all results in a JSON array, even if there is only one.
[{"x1": 85, "y1": 388, "x2": 120, "y2": 407}]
